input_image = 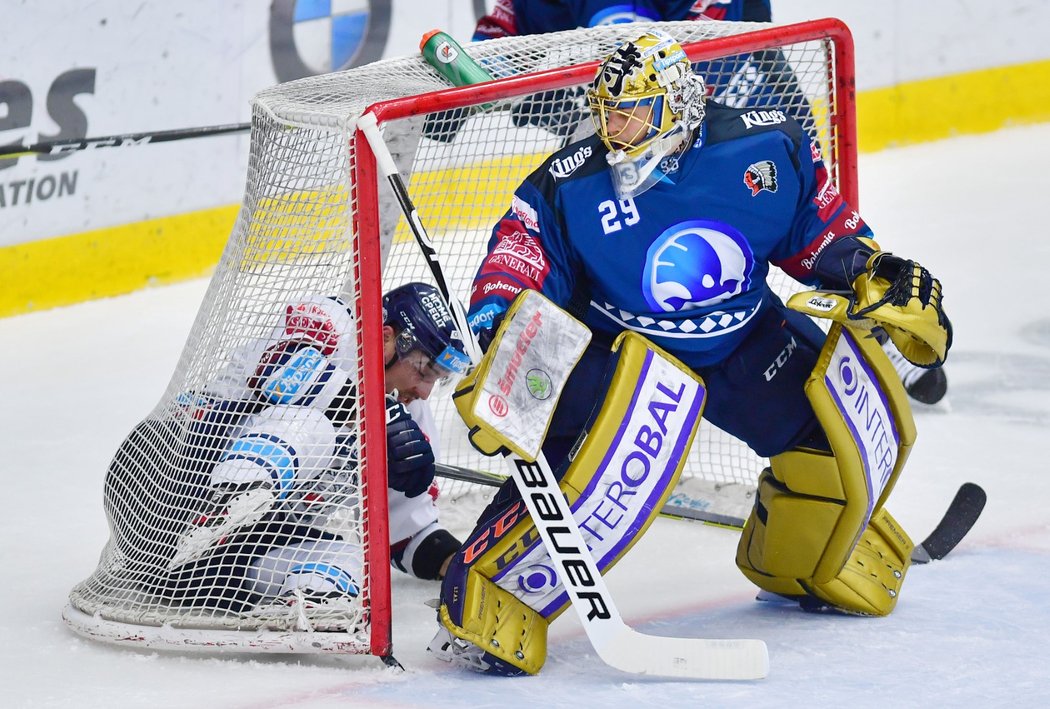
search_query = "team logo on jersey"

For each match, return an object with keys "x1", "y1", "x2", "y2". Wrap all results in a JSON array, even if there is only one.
[
  {"x1": 744, "y1": 161, "x2": 778, "y2": 196},
  {"x1": 489, "y1": 229, "x2": 547, "y2": 282},
  {"x1": 642, "y1": 220, "x2": 755, "y2": 312},
  {"x1": 549, "y1": 145, "x2": 593, "y2": 179}
]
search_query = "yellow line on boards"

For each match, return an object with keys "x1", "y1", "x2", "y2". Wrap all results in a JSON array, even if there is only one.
[
  {"x1": 3, "y1": 58, "x2": 1050, "y2": 318},
  {"x1": 0, "y1": 205, "x2": 237, "y2": 317},
  {"x1": 857, "y1": 58, "x2": 1050, "y2": 152}
]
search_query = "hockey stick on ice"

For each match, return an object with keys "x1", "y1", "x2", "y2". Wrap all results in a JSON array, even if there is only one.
[
  {"x1": 0, "y1": 123, "x2": 250, "y2": 159},
  {"x1": 437, "y1": 461, "x2": 986, "y2": 565},
  {"x1": 436, "y1": 462, "x2": 748, "y2": 529},
  {"x1": 359, "y1": 111, "x2": 768, "y2": 680}
]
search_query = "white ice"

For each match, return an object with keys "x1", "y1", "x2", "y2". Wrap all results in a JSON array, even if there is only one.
[{"x1": 3, "y1": 124, "x2": 1049, "y2": 708}]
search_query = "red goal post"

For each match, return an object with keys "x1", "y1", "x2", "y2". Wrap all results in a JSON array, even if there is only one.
[{"x1": 64, "y1": 18, "x2": 857, "y2": 663}]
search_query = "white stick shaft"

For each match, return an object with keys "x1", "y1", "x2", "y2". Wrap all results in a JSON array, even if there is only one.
[
  {"x1": 359, "y1": 111, "x2": 482, "y2": 364},
  {"x1": 502, "y1": 451, "x2": 768, "y2": 680}
]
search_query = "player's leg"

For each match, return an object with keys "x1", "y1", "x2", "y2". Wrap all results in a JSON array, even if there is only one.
[
  {"x1": 246, "y1": 538, "x2": 362, "y2": 604},
  {"x1": 433, "y1": 331, "x2": 703, "y2": 675},
  {"x1": 104, "y1": 397, "x2": 258, "y2": 572},
  {"x1": 104, "y1": 419, "x2": 211, "y2": 571},
  {"x1": 389, "y1": 488, "x2": 461, "y2": 581},
  {"x1": 168, "y1": 404, "x2": 338, "y2": 570},
  {"x1": 712, "y1": 299, "x2": 916, "y2": 615}
]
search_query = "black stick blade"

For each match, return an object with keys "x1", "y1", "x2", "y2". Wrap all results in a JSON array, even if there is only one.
[{"x1": 912, "y1": 482, "x2": 987, "y2": 564}]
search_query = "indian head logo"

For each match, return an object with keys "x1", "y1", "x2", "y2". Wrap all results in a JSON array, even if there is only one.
[{"x1": 744, "y1": 160, "x2": 778, "y2": 196}]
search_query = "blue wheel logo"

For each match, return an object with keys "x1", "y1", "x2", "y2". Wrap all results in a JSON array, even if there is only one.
[{"x1": 642, "y1": 220, "x2": 755, "y2": 312}]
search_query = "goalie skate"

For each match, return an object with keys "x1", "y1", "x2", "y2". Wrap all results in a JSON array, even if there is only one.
[
  {"x1": 428, "y1": 626, "x2": 510, "y2": 675},
  {"x1": 167, "y1": 481, "x2": 275, "y2": 570}
]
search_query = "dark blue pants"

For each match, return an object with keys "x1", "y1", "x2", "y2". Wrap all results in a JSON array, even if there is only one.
[{"x1": 543, "y1": 297, "x2": 828, "y2": 467}]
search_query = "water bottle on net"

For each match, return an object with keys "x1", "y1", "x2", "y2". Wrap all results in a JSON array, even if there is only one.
[
  {"x1": 419, "y1": 30, "x2": 495, "y2": 142},
  {"x1": 419, "y1": 29, "x2": 494, "y2": 87}
]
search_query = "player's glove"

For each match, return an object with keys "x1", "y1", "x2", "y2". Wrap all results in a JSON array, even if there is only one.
[
  {"x1": 790, "y1": 250, "x2": 952, "y2": 368},
  {"x1": 851, "y1": 251, "x2": 953, "y2": 367},
  {"x1": 385, "y1": 396, "x2": 436, "y2": 498}
]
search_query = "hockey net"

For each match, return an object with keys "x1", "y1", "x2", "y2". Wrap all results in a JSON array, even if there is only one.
[{"x1": 65, "y1": 19, "x2": 856, "y2": 659}]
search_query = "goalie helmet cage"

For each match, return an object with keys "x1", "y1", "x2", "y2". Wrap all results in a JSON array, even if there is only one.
[{"x1": 64, "y1": 18, "x2": 857, "y2": 660}]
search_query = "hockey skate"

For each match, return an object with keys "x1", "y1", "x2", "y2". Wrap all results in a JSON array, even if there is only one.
[
  {"x1": 428, "y1": 626, "x2": 527, "y2": 676},
  {"x1": 883, "y1": 340, "x2": 948, "y2": 405},
  {"x1": 167, "y1": 481, "x2": 275, "y2": 571}
]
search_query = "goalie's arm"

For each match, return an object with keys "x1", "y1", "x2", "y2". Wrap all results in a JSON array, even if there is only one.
[
  {"x1": 467, "y1": 177, "x2": 578, "y2": 348},
  {"x1": 764, "y1": 126, "x2": 952, "y2": 368}
]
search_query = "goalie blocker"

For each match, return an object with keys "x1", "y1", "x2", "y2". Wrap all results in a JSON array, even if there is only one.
[{"x1": 435, "y1": 291, "x2": 707, "y2": 676}]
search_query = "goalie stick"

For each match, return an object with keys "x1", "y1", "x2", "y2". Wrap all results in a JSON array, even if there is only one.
[
  {"x1": 359, "y1": 111, "x2": 769, "y2": 680},
  {"x1": 435, "y1": 462, "x2": 986, "y2": 565}
]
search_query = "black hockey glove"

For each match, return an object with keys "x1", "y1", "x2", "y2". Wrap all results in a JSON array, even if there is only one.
[{"x1": 385, "y1": 396, "x2": 436, "y2": 498}]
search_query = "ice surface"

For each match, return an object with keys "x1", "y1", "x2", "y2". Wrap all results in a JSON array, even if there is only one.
[{"x1": 3, "y1": 124, "x2": 1049, "y2": 708}]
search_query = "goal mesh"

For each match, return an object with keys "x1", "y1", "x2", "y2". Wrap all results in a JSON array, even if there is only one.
[{"x1": 65, "y1": 19, "x2": 855, "y2": 657}]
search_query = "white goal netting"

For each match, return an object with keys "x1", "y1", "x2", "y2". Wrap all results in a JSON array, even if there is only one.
[{"x1": 65, "y1": 19, "x2": 855, "y2": 657}]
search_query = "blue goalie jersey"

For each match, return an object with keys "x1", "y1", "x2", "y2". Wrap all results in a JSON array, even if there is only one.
[{"x1": 467, "y1": 102, "x2": 873, "y2": 368}]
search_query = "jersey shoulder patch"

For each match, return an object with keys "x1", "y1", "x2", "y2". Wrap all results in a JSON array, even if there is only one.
[
  {"x1": 529, "y1": 134, "x2": 608, "y2": 196},
  {"x1": 704, "y1": 101, "x2": 804, "y2": 147}
]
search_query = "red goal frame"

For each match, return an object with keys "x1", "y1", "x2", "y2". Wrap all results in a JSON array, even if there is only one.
[{"x1": 352, "y1": 18, "x2": 858, "y2": 657}]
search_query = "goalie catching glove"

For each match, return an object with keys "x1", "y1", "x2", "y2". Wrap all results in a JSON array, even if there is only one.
[{"x1": 794, "y1": 247, "x2": 952, "y2": 367}]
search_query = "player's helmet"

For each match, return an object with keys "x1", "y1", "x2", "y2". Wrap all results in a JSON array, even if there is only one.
[
  {"x1": 588, "y1": 30, "x2": 705, "y2": 156},
  {"x1": 382, "y1": 282, "x2": 470, "y2": 380},
  {"x1": 587, "y1": 31, "x2": 706, "y2": 199}
]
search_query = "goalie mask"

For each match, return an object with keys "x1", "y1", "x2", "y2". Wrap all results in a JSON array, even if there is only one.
[
  {"x1": 382, "y1": 282, "x2": 471, "y2": 385},
  {"x1": 588, "y1": 31, "x2": 706, "y2": 199}
]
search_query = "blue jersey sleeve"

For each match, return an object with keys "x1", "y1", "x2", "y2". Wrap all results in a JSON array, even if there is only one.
[
  {"x1": 467, "y1": 180, "x2": 578, "y2": 343},
  {"x1": 768, "y1": 130, "x2": 875, "y2": 287}
]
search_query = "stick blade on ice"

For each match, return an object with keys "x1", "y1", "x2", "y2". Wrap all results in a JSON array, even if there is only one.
[{"x1": 596, "y1": 627, "x2": 769, "y2": 680}]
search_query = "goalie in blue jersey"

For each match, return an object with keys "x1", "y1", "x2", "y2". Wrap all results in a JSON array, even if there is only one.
[
  {"x1": 468, "y1": 0, "x2": 947, "y2": 405},
  {"x1": 430, "y1": 30, "x2": 953, "y2": 676}
]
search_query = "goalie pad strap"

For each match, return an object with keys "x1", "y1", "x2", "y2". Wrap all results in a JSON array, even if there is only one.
[{"x1": 441, "y1": 330, "x2": 706, "y2": 674}]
